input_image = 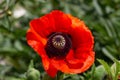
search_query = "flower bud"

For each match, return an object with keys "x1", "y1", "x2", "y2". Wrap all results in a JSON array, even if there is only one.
[
  {"x1": 26, "y1": 60, "x2": 40, "y2": 80},
  {"x1": 7, "y1": 10, "x2": 12, "y2": 16},
  {"x1": 26, "y1": 68, "x2": 40, "y2": 80}
]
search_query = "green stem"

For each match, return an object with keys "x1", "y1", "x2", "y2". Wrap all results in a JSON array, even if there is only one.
[
  {"x1": 56, "y1": 72, "x2": 64, "y2": 80},
  {"x1": 5, "y1": 13, "x2": 12, "y2": 32}
]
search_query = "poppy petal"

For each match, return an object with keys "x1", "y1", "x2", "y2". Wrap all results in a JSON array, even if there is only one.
[
  {"x1": 30, "y1": 10, "x2": 72, "y2": 38},
  {"x1": 75, "y1": 51, "x2": 95, "y2": 73},
  {"x1": 26, "y1": 29, "x2": 50, "y2": 70},
  {"x1": 51, "y1": 49, "x2": 94, "y2": 73},
  {"x1": 46, "y1": 64, "x2": 58, "y2": 78},
  {"x1": 50, "y1": 10, "x2": 72, "y2": 33},
  {"x1": 75, "y1": 47, "x2": 91, "y2": 60},
  {"x1": 65, "y1": 50, "x2": 83, "y2": 69},
  {"x1": 26, "y1": 29, "x2": 47, "y2": 45},
  {"x1": 74, "y1": 47, "x2": 95, "y2": 70},
  {"x1": 30, "y1": 14, "x2": 55, "y2": 38},
  {"x1": 51, "y1": 58, "x2": 71, "y2": 73},
  {"x1": 67, "y1": 14, "x2": 94, "y2": 49}
]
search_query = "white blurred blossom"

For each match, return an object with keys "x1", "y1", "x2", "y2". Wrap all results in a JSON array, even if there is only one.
[{"x1": 13, "y1": 5, "x2": 26, "y2": 18}]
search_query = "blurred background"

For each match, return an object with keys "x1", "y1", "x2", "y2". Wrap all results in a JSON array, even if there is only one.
[{"x1": 0, "y1": 0, "x2": 120, "y2": 80}]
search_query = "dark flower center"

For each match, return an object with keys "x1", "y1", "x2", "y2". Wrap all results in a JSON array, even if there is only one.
[{"x1": 45, "y1": 32, "x2": 72, "y2": 59}]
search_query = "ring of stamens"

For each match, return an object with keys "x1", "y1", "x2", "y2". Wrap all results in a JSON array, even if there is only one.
[
  {"x1": 45, "y1": 32, "x2": 72, "y2": 59},
  {"x1": 52, "y1": 35, "x2": 66, "y2": 49}
]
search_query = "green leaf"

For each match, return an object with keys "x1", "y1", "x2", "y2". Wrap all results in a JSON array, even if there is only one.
[
  {"x1": 93, "y1": 0, "x2": 103, "y2": 16},
  {"x1": 97, "y1": 59, "x2": 113, "y2": 79},
  {"x1": 114, "y1": 60, "x2": 120, "y2": 80},
  {"x1": 94, "y1": 65, "x2": 106, "y2": 80},
  {"x1": 102, "y1": 48, "x2": 115, "y2": 61},
  {"x1": 0, "y1": 76, "x2": 26, "y2": 80},
  {"x1": 111, "y1": 59, "x2": 120, "y2": 80},
  {"x1": 90, "y1": 64, "x2": 96, "y2": 80}
]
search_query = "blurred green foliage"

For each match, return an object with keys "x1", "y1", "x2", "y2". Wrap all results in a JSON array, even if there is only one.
[{"x1": 0, "y1": 0, "x2": 120, "y2": 80}]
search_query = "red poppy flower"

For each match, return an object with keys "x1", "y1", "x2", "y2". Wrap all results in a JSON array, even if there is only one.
[{"x1": 26, "y1": 10, "x2": 95, "y2": 77}]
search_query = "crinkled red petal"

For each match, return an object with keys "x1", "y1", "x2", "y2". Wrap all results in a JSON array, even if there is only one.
[
  {"x1": 51, "y1": 49, "x2": 94, "y2": 73},
  {"x1": 65, "y1": 50, "x2": 83, "y2": 69},
  {"x1": 46, "y1": 64, "x2": 58, "y2": 78},
  {"x1": 30, "y1": 14, "x2": 55, "y2": 38},
  {"x1": 26, "y1": 29, "x2": 50, "y2": 71},
  {"x1": 50, "y1": 10, "x2": 72, "y2": 33},
  {"x1": 76, "y1": 51, "x2": 95, "y2": 73},
  {"x1": 30, "y1": 10, "x2": 72, "y2": 38},
  {"x1": 67, "y1": 14, "x2": 94, "y2": 50}
]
